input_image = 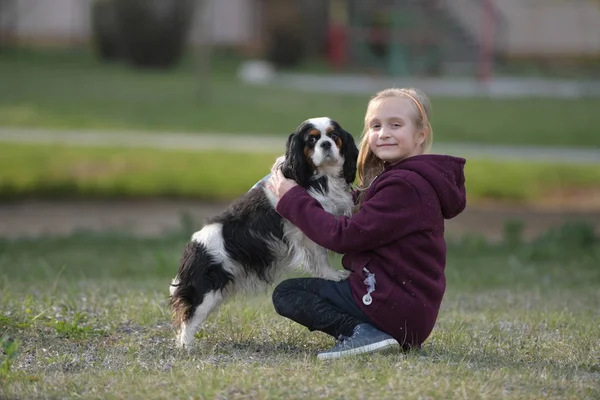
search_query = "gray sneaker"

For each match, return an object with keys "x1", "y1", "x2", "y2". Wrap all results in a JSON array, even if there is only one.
[{"x1": 317, "y1": 323, "x2": 400, "y2": 360}]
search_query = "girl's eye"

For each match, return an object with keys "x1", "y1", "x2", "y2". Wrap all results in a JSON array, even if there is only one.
[{"x1": 371, "y1": 124, "x2": 381, "y2": 129}]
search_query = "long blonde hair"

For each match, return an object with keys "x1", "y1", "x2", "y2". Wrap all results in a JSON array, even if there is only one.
[{"x1": 356, "y1": 87, "x2": 434, "y2": 192}]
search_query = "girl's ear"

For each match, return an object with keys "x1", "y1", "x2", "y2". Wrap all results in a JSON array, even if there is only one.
[{"x1": 416, "y1": 129, "x2": 426, "y2": 146}]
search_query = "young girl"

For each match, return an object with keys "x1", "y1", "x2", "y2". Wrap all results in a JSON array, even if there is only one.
[{"x1": 266, "y1": 87, "x2": 466, "y2": 360}]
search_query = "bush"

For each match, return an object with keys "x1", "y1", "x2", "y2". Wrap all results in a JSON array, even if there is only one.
[
  {"x1": 90, "y1": 0, "x2": 196, "y2": 69},
  {"x1": 266, "y1": 28, "x2": 306, "y2": 69},
  {"x1": 90, "y1": 0, "x2": 121, "y2": 61},
  {"x1": 115, "y1": 0, "x2": 196, "y2": 69}
]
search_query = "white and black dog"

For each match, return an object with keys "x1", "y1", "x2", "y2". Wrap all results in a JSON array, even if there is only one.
[{"x1": 169, "y1": 117, "x2": 359, "y2": 348}]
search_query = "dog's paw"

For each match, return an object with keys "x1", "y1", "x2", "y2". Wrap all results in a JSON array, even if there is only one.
[
  {"x1": 327, "y1": 269, "x2": 351, "y2": 282},
  {"x1": 176, "y1": 328, "x2": 196, "y2": 350},
  {"x1": 176, "y1": 338, "x2": 195, "y2": 352}
]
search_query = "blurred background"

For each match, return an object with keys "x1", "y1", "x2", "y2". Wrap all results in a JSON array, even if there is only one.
[{"x1": 0, "y1": 0, "x2": 599, "y2": 240}]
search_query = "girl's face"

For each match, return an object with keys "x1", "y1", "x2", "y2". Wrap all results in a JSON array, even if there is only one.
[{"x1": 367, "y1": 97, "x2": 426, "y2": 164}]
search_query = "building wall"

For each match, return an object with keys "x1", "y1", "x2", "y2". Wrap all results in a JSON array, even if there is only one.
[
  {"x1": 492, "y1": 0, "x2": 600, "y2": 57},
  {"x1": 4, "y1": 0, "x2": 258, "y2": 47},
  {"x1": 445, "y1": 0, "x2": 600, "y2": 57},
  {"x1": 10, "y1": 0, "x2": 93, "y2": 45}
]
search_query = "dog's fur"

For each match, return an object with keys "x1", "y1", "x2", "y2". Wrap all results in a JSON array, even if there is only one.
[{"x1": 169, "y1": 117, "x2": 359, "y2": 348}]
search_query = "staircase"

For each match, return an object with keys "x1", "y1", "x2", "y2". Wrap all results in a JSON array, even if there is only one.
[
  {"x1": 346, "y1": 0, "x2": 507, "y2": 76},
  {"x1": 435, "y1": 0, "x2": 508, "y2": 74},
  {"x1": 425, "y1": 0, "x2": 482, "y2": 74},
  {"x1": 407, "y1": 0, "x2": 508, "y2": 75}
]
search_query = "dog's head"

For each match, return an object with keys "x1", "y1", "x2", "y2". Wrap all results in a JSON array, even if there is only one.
[{"x1": 281, "y1": 117, "x2": 358, "y2": 187}]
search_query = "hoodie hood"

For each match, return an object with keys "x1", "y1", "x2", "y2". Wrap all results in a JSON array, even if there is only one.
[{"x1": 388, "y1": 154, "x2": 467, "y2": 219}]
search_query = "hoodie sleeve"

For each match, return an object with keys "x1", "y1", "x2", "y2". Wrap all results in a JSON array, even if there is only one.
[{"x1": 276, "y1": 174, "x2": 422, "y2": 254}]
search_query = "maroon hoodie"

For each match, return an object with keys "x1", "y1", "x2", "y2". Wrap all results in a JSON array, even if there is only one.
[{"x1": 276, "y1": 154, "x2": 467, "y2": 348}]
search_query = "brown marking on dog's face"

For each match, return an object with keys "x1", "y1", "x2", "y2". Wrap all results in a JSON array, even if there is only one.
[
  {"x1": 325, "y1": 126, "x2": 343, "y2": 151},
  {"x1": 303, "y1": 146, "x2": 316, "y2": 170},
  {"x1": 303, "y1": 128, "x2": 320, "y2": 170},
  {"x1": 308, "y1": 129, "x2": 321, "y2": 138},
  {"x1": 305, "y1": 128, "x2": 321, "y2": 146},
  {"x1": 332, "y1": 133, "x2": 343, "y2": 151}
]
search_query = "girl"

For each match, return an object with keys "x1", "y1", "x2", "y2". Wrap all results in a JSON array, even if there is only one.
[{"x1": 267, "y1": 88, "x2": 467, "y2": 360}]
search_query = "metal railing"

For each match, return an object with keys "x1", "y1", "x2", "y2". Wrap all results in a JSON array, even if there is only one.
[{"x1": 438, "y1": 0, "x2": 509, "y2": 54}]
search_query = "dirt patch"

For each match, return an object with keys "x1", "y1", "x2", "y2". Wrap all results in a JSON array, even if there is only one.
[
  {"x1": 1, "y1": 199, "x2": 599, "y2": 241},
  {"x1": 535, "y1": 187, "x2": 600, "y2": 212},
  {"x1": 445, "y1": 203, "x2": 600, "y2": 241}
]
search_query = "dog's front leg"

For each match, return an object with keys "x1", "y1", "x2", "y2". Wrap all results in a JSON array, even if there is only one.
[
  {"x1": 176, "y1": 289, "x2": 224, "y2": 349},
  {"x1": 309, "y1": 247, "x2": 350, "y2": 282}
]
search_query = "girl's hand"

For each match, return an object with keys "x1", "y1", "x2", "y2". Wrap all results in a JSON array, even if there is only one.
[{"x1": 267, "y1": 165, "x2": 298, "y2": 199}]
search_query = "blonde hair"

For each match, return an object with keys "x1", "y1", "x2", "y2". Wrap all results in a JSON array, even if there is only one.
[{"x1": 356, "y1": 87, "x2": 434, "y2": 191}]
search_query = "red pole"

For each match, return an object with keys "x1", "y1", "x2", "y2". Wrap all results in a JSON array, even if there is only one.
[
  {"x1": 327, "y1": 23, "x2": 347, "y2": 70},
  {"x1": 479, "y1": 0, "x2": 495, "y2": 83},
  {"x1": 326, "y1": 0, "x2": 348, "y2": 71}
]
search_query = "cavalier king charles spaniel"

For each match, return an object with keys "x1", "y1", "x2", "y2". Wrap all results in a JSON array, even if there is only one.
[{"x1": 169, "y1": 117, "x2": 359, "y2": 348}]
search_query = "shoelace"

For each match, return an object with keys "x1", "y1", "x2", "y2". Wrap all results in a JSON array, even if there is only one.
[{"x1": 336, "y1": 325, "x2": 362, "y2": 346}]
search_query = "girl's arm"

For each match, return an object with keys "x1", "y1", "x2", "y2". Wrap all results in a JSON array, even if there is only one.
[{"x1": 276, "y1": 174, "x2": 423, "y2": 254}]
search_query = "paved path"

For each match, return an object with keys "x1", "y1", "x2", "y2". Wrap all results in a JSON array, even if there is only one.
[
  {"x1": 273, "y1": 73, "x2": 600, "y2": 99},
  {"x1": 2, "y1": 127, "x2": 600, "y2": 164}
]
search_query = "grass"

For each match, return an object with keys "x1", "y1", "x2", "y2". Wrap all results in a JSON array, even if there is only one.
[
  {"x1": 0, "y1": 222, "x2": 599, "y2": 398},
  {"x1": 0, "y1": 143, "x2": 277, "y2": 202},
  {"x1": 2, "y1": 142, "x2": 600, "y2": 204},
  {"x1": 1, "y1": 49, "x2": 600, "y2": 148}
]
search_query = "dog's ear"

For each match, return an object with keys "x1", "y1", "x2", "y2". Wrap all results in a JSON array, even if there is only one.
[
  {"x1": 281, "y1": 130, "x2": 312, "y2": 187},
  {"x1": 338, "y1": 127, "x2": 359, "y2": 185}
]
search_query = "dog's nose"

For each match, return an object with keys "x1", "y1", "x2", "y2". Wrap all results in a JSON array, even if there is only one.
[{"x1": 320, "y1": 141, "x2": 332, "y2": 150}]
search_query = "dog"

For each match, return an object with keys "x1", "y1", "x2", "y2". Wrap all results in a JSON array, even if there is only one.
[{"x1": 169, "y1": 117, "x2": 359, "y2": 348}]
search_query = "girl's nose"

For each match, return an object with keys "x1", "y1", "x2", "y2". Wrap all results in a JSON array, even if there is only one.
[{"x1": 378, "y1": 127, "x2": 391, "y2": 139}]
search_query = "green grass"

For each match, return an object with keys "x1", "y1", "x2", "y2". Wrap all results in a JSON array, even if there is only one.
[
  {"x1": 1, "y1": 49, "x2": 600, "y2": 148},
  {"x1": 2, "y1": 142, "x2": 600, "y2": 204},
  {"x1": 0, "y1": 143, "x2": 277, "y2": 202},
  {"x1": 1, "y1": 223, "x2": 599, "y2": 398}
]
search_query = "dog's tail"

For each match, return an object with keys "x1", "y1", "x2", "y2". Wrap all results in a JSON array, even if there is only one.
[
  {"x1": 169, "y1": 282, "x2": 198, "y2": 329},
  {"x1": 169, "y1": 241, "x2": 232, "y2": 329}
]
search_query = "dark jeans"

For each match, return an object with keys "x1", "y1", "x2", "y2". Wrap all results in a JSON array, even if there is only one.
[{"x1": 272, "y1": 277, "x2": 371, "y2": 339}]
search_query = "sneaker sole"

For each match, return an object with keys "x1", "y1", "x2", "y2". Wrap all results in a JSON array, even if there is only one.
[{"x1": 317, "y1": 338, "x2": 400, "y2": 360}]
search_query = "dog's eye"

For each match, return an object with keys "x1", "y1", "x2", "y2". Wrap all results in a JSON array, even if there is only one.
[
  {"x1": 330, "y1": 132, "x2": 339, "y2": 140},
  {"x1": 307, "y1": 136, "x2": 317, "y2": 144}
]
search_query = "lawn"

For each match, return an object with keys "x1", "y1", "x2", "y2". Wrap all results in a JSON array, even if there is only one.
[
  {"x1": 1, "y1": 223, "x2": 599, "y2": 398},
  {"x1": 2, "y1": 142, "x2": 600, "y2": 204},
  {"x1": 1, "y1": 50, "x2": 600, "y2": 148}
]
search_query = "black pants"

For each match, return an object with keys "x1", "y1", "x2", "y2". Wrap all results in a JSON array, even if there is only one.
[{"x1": 272, "y1": 277, "x2": 371, "y2": 339}]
